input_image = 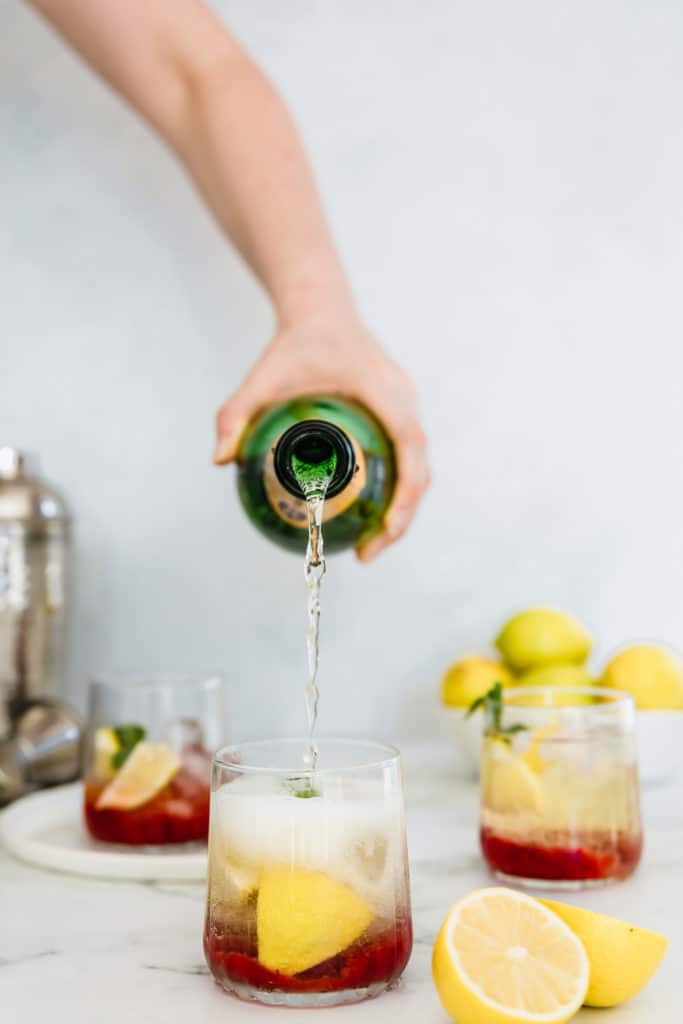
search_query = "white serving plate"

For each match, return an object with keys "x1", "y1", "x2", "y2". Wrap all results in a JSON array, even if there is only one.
[{"x1": 0, "y1": 782, "x2": 207, "y2": 881}]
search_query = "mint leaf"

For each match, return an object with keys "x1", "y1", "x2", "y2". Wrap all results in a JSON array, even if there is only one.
[
  {"x1": 466, "y1": 683, "x2": 527, "y2": 740},
  {"x1": 284, "y1": 776, "x2": 320, "y2": 799},
  {"x1": 465, "y1": 693, "x2": 488, "y2": 718},
  {"x1": 111, "y1": 723, "x2": 146, "y2": 771}
]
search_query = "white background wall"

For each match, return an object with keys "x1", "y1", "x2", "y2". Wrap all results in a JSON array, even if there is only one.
[{"x1": 3, "y1": 1, "x2": 683, "y2": 743}]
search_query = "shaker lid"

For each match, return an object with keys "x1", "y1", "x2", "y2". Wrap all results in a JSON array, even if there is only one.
[{"x1": 0, "y1": 448, "x2": 68, "y2": 523}]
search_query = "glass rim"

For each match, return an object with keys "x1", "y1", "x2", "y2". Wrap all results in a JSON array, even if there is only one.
[
  {"x1": 89, "y1": 670, "x2": 225, "y2": 692},
  {"x1": 501, "y1": 684, "x2": 634, "y2": 710},
  {"x1": 213, "y1": 737, "x2": 401, "y2": 775}
]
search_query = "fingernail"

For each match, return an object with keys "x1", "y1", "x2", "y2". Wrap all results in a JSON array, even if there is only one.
[{"x1": 213, "y1": 438, "x2": 234, "y2": 464}]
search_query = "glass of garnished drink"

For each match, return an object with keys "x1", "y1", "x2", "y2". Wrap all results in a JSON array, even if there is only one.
[
  {"x1": 479, "y1": 685, "x2": 643, "y2": 888},
  {"x1": 83, "y1": 673, "x2": 227, "y2": 846},
  {"x1": 204, "y1": 739, "x2": 413, "y2": 1007}
]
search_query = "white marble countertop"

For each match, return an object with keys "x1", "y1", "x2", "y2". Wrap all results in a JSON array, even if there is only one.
[{"x1": 1, "y1": 741, "x2": 680, "y2": 1023}]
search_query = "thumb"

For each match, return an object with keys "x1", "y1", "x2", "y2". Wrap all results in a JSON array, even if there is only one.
[{"x1": 213, "y1": 387, "x2": 262, "y2": 465}]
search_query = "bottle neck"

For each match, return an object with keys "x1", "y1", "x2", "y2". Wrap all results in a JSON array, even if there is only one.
[{"x1": 273, "y1": 420, "x2": 356, "y2": 500}]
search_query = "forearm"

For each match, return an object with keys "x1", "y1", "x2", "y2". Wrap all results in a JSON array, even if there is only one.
[
  {"x1": 172, "y1": 55, "x2": 354, "y2": 325},
  {"x1": 28, "y1": 0, "x2": 353, "y2": 325}
]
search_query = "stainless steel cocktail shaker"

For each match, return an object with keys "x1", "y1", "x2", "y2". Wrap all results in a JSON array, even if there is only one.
[{"x1": 0, "y1": 447, "x2": 80, "y2": 802}]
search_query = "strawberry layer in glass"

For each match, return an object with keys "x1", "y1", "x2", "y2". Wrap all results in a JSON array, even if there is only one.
[
  {"x1": 481, "y1": 827, "x2": 643, "y2": 883},
  {"x1": 84, "y1": 746, "x2": 211, "y2": 845},
  {"x1": 204, "y1": 917, "x2": 412, "y2": 996}
]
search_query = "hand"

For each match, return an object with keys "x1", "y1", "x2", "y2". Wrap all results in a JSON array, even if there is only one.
[
  {"x1": 214, "y1": 310, "x2": 430, "y2": 561},
  {"x1": 29, "y1": 0, "x2": 429, "y2": 558}
]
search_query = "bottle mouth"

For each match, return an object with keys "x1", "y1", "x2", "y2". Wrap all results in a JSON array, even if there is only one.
[{"x1": 273, "y1": 420, "x2": 356, "y2": 499}]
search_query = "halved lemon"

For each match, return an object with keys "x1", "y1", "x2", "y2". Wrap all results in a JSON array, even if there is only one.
[
  {"x1": 433, "y1": 887, "x2": 589, "y2": 1024},
  {"x1": 540, "y1": 900, "x2": 668, "y2": 1007},
  {"x1": 96, "y1": 741, "x2": 180, "y2": 810},
  {"x1": 483, "y1": 739, "x2": 544, "y2": 814},
  {"x1": 92, "y1": 727, "x2": 120, "y2": 782},
  {"x1": 257, "y1": 867, "x2": 373, "y2": 975}
]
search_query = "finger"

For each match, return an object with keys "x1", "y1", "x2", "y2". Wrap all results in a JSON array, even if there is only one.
[
  {"x1": 213, "y1": 380, "x2": 268, "y2": 465},
  {"x1": 356, "y1": 439, "x2": 430, "y2": 562},
  {"x1": 356, "y1": 479, "x2": 419, "y2": 562}
]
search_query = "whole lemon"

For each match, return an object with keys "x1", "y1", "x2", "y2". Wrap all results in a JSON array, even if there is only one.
[
  {"x1": 518, "y1": 664, "x2": 595, "y2": 688},
  {"x1": 496, "y1": 608, "x2": 591, "y2": 673},
  {"x1": 601, "y1": 644, "x2": 683, "y2": 710},
  {"x1": 441, "y1": 656, "x2": 512, "y2": 708}
]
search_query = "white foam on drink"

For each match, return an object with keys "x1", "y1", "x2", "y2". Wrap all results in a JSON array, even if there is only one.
[{"x1": 212, "y1": 774, "x2": 406, "y2": 913}]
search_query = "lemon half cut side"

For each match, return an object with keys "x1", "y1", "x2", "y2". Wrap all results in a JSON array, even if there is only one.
[{"x1": 433, "y1": 887, "x2": 589, "y2": 1024}]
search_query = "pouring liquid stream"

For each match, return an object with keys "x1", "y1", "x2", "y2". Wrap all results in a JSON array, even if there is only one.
[{"x1": 290, "y1": 445, "x2": 338, "y2": 771}]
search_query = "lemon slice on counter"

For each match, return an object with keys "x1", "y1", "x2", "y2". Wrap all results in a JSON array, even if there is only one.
[
  {"x1": 540, "y1": 900, "x2": 668, "y2": 1007},
  {"x1": 433, "y1": 887, "x2": 589, "y2": 1024},
  {"x1": 257, "y1": 867, "x2": 373, "y2": 975},
  {"x1": 96, "y1": 741, "x2": 180, "y2": 810},
  {"x1": 92, "y1": 727, "x2": 120, "y2": 782},
  {"x1": 482, "y1": 739, "x2": 544, "y2": 814}
]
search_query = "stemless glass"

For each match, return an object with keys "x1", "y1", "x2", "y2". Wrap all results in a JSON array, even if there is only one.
[
  {"x1": 83, "y1": 672, "x2": 228, "y2": 846},
  {"x1": 479, "y1": 686, "x2": 643, "y2": 889},
  {"x1": 204, "y1": 739, "x2": 413, "y2": 1007}
]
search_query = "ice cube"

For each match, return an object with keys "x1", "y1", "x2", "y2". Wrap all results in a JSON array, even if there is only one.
[
  {"x1": 165, "y1": 717, "x2": 203, "y2": 752},
  {"x1": 180, "y1": 746, "x2": 212, "y2": 784},
  {"x1": 347, "y1": 833, "x2": 388, "y2": 883}
]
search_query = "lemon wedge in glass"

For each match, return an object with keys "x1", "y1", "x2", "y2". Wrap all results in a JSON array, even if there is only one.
[
  {"x1": 92, "y1": 727, "x2": 120, "y2": 782},
  {"x1": 224, "y1": 859, "x2": 260, "y2": 902},
  {"x1": 96, "y1": 741, "x2": 180, "y2": 810},
  {"x1": 257, "y1": 867, "x2": 373, "y2": 975},
  {"x1": 482, "y1": 739, "x2": 544, "y2": 814}
]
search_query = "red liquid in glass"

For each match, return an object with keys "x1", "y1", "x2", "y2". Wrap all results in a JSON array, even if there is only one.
[
  {"x1": 204, "y1": 917, "x2": 412, "y2": 996},
  {"x1": 481, "y1": 826, "x2": 643, "y2": 882},
  {"x1": 84, "y1": 746, "x2": 211, "y2": 846}
]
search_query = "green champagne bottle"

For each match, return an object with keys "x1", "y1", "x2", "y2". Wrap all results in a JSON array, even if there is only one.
[{"x1": 236, "y1": 396, "x2": 396, "y2": 554}]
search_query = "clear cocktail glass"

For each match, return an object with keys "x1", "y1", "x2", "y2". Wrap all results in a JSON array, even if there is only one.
[
  {"x1": 479, "y1": 686, "x2": 643, "y2": 888},
  {"x1": 204, "y1": 738, "x2": 413, "y2": 1007},
  {"x1": 83, "y1": 672, "x2": 227, "y2": 846}
]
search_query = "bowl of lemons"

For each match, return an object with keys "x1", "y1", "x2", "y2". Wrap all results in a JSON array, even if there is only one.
[{"x1": 440, "y1": 608, "x2": 683, "y2": 785}]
